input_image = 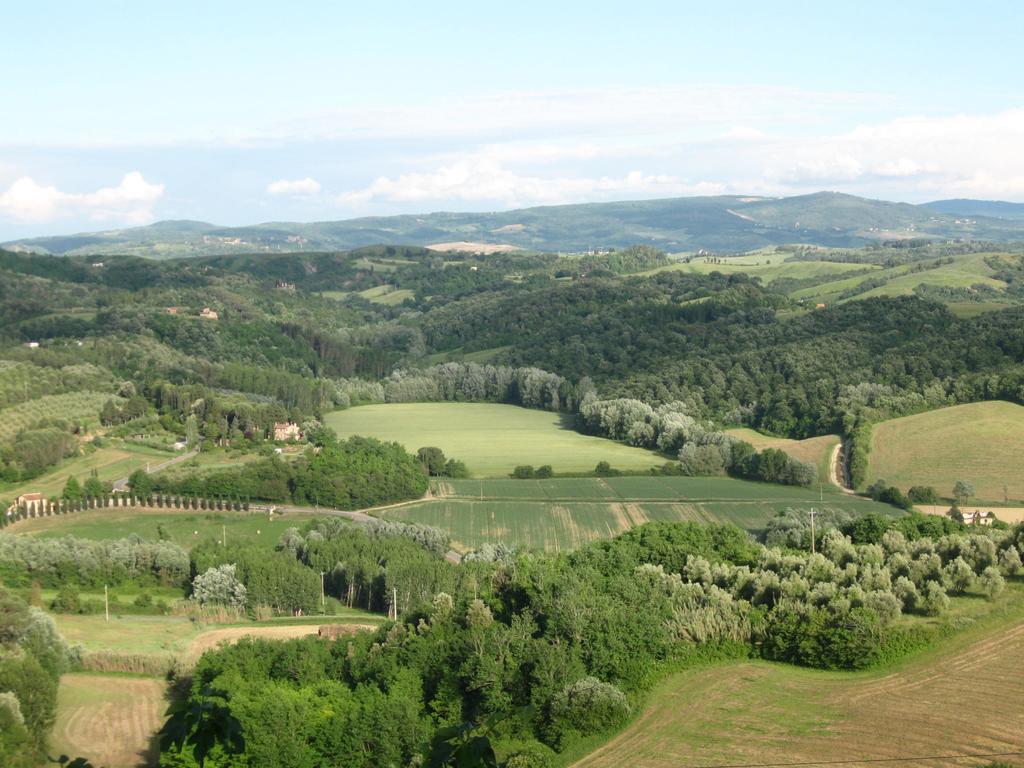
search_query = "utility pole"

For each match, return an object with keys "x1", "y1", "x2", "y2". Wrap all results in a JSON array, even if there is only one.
[
  {"x1": 222, "y1": 524, "x2": 226, "y2": 547},
  {"x1": 809, "y1": 508, "x2": 817, "y2": 555},
  {"x1": 388, "y1": 587, "x2": 398, "y2": 621},
  {"x1": 320, "y1": 571, "x2": 325, "y2": 608},
  {"x1": 104, "y1": 585, "x2": 109, "y2": 622}
]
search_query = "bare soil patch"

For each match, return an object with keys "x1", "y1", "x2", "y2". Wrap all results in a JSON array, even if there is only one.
[
  {"x1": 186, "y1": 624, "x2": 321, "y2": 659},
  {"x1": 426, "y1": 241, "x2": 521, "y2": 254}
]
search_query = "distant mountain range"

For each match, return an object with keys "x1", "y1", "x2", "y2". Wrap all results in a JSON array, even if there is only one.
[{"x1": 6, "y1": 192, "x2": 1024, "y2": 258}]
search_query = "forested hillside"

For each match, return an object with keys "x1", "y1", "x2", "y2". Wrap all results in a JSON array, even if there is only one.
[
  {"x1": 8, "y1": 192, "x2": 1024, "y2": 257},
  {"x1": 2, "y1": 241, "x2": 1024, "y2": 487}
]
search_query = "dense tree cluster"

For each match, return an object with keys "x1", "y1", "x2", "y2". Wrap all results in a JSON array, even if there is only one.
[
  {"x1": 149, "y1": 433, "x2": 428, "y2": 509},
  {"x1": 0, "y1": 588, "x2": 74, "y2": 768},
  {"x1": 160, "y1": 518, "x2": 1024, "y2": 766},
  {"x1": 579, "y1": 397, "x2": 816, "y2": 485},
  {"x1": 0, "y1": 533, "x2": 189, "y2": 588}
]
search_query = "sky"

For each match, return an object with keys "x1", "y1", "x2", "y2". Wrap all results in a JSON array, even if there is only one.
[{"x1": 1, "y1": 0, "x2": 1023, "y2": 239}]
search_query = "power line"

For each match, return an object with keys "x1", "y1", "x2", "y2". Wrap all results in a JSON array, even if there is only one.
[{"x1": 677, "y1": 749, "x2": 1024, "y2": 768}]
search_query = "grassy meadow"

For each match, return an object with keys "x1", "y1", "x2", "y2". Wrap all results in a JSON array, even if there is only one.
[
  {"x1": 325, "y1": 403, "x2": 667, "y2": 476},
  {"x1": 724, "y1": 428, "x2": 839, "y2": 480},
  {"x1": 865, "y1": 401, "x2": 1024, "y2": 502},
  {"x1": 9, "y1": 506, "x2": 320, "y2": 549},
  {"x1": 380, "y1": 475, "x2": 895, "y2": 552},
  {"x1": 789, "y1": 251, "x2": 1011, "y2": 305},
  {"x1": 0, "y1": 441, "x2": 173, "y2": 500}
]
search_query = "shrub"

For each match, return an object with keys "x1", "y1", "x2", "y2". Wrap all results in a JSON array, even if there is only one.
[
  {"x1": 907, "y1": 486, "x2": 939, "y2": 504},
  {"x1": 192, "y1": 564, "x2": 248, "y2": 607},
  {"x1": 505, "y1": 744, "x2": 556, "y2": 768},
  {"x1": 547, "y1": 677, "x2": 630, "y2": 746},
  {"x1": 50, "y1": 585, "x2": 82, "y2": 614}
]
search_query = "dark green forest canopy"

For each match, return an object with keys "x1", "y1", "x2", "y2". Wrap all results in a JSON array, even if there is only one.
[{"x1": 2, "y1": 245, "x2": 1024, "y2": 446}]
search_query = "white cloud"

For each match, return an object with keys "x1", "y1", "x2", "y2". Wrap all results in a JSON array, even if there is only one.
[
  {"x1": 0, "y1": 171, "x2": 163, "y2": 223},
  {"x1": 269, "y1": 85, "x2": 876, "y2": 145},
  {"x1": 340, "y1": 157, "x2": 724, "y2": 208},
  {"x1": 760, "y1": 109, "x2": 1024, "y2": 197},
  {"x1": 266, "y1": 177, "x2": 321, "y2": 196},
  {"x1": 722, "y1": 126, "x2": 766, "y2": 141}
]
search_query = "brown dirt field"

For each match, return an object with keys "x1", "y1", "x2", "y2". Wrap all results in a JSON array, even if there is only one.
[
  {"x1": 54, "y1": 674, "x2": 166, "y2": 768},
  {"x1": 574, "y1": 619, "x2": 1024, "y2": 768},
  {"x1": 918, "y1": 505, "x2": 1024, "y2": 524},
  {"x1": 186, "y1": 624, "x2": 321, "y2": 659},
  {"x1": 426, "y1": 241, "x2": 521, "y2": 254},
  {"x1": 186, "y1": 623, "x2": 379, "y2": 660},
  {"x1": 623, "y1": 503, "x2": 650, "y2": 527}
]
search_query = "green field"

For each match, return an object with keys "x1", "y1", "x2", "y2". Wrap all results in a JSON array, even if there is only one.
[
  {"x1": 656, "y1": 250, "x2": 878, "y2": 283},
  {"x1": 865, "y1": 400, "x2": 1024, "y2": 502},
  {"x1": 9, "y1": 507, "x2": 322, "y2": 550},
  {"x1": 380, "y1": 475, "x2": 896, "y2": 552},
  {"x1": 0, "y1": 441, "x2": 172, "y2": 500},
  {"x1": 52, "y1": 609, "x2": 385, "y2": 656},
  {"x1": 574, "y1": 584, "x2": 1024, "y2": 768},
  {"x1": 358, "y1": 284, "x2": 415, "y2": 305},
  {"x1": 325, "y1": 403, "x2": 667, "y2": 476},
  {"x1": 790, "y1": 251, "x2": 1010, "y2": 305}
]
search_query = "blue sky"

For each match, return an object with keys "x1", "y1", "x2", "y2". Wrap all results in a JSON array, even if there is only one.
[{"x1": 1, "y1": 0, "x2": 1022, "y2": 239}]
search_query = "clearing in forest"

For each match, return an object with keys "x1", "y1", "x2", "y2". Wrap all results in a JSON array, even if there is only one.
[
  {"x1": 574, "y1": 589, "x2": 1024, "y2": 768},
  {"x1": 325, "y1": 403, "x2": 666, "y2": 477},
  {"x1": 865, "y1": 401, "x2": 1024, "y2": 502},
  {"x1": 724, "y1": 428, "x2": 839, "y2": 479}
]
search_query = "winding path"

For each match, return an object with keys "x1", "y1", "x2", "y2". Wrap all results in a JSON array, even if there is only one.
[
  {"x1": 111, "y1": 449, "x2": 199, "y2": 492},
  {"x1": 829, "y1": 439, "x2": 855, "y2": 494}
]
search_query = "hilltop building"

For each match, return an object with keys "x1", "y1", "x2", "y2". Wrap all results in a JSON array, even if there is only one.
[
  {"x1": 199, "y1": 307, "x2": 219, "y2": 320},
  {"x1": 274, "y1": 422, "x2": 302, "y2": 441}
]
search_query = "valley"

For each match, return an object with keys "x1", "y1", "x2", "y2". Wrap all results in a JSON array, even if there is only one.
[{"x1": 1, "y1": 221, "x2": 1023, "y2": 768}]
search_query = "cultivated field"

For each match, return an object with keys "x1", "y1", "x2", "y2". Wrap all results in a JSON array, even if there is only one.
[
  {"x1": 357, "y1": 284, "x2": 415, "y2": 305},
  {"x1": 52, "y1": 673, "x2": 166, "y2": 768},
  {"x1": 654, "y1": 250, "x2": 878, "y2": 283},
  {"x1": 0, "y1": 391, "x2": 120, "y2": 443},
  {"x1": 865, "y1": 401, "x2": 1024, "y2": 502},
  {"x1": 9, "y1": 506, "x2": 320, "y2": 549},
  {"x1": 574, "y1": 586, "x2": 1024, "y2": 768},
  {"x1": 381, "y1": 476, "x2": 895, "y2": 552},
  {"x1": 725, "y1": 428, "x2": 839, "y2": 479},
  {"x1": 790, "y1": 251, "x2": 1010, "y2": 306},
  {"x1": 325, "y1": 403, "x2": 666, "y2": 476}
]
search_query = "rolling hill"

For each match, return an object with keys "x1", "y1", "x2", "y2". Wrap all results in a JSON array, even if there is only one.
[
  {"x1": 7, "y1": 192, "x2": 1024, "y2": 258},
  {"x1": 925, "y1": 198, "x2": 1024, "y2": 220}
]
